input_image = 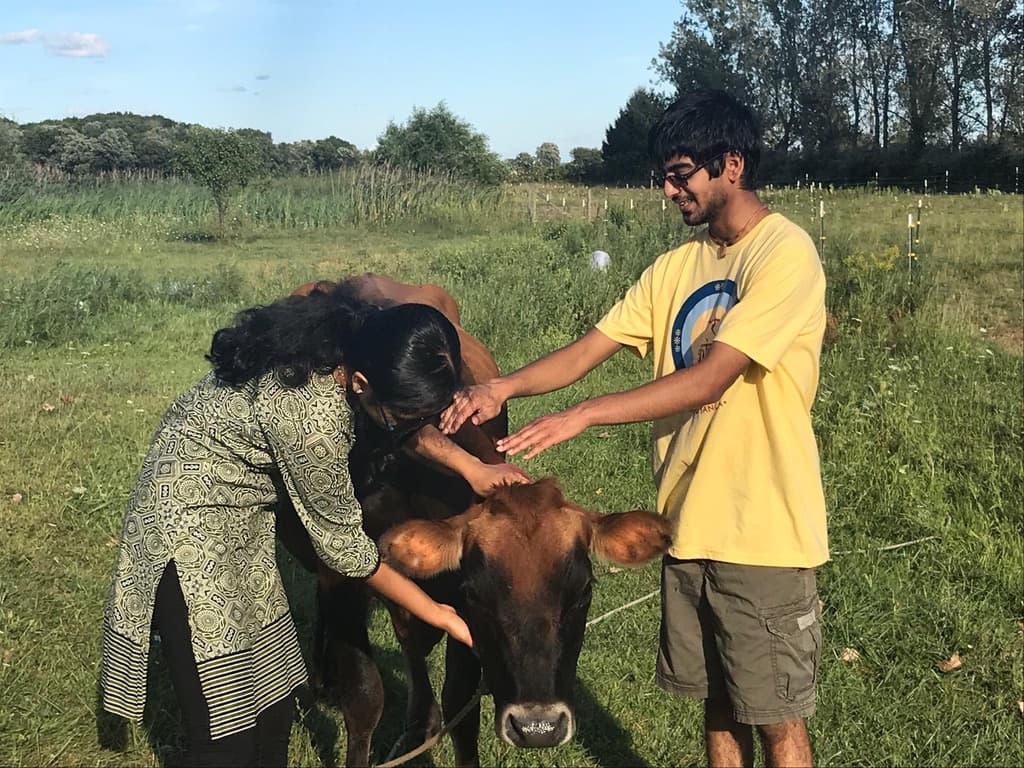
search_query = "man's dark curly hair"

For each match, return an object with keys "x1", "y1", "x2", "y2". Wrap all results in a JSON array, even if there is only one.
[
  {"x1": 207, "y1": 283, "x2": 462, "y2": 418},
  {"x1": 648, "y1": 88, "x2": 762, "y2": 190}
]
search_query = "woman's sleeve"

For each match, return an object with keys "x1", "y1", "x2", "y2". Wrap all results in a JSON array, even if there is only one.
[{"x1": 255, "y1": 373, "x2": 379, "y2": 577}]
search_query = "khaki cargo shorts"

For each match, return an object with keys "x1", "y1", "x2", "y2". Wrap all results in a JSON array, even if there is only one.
[{"x1": 656, "y1": 557, "x2": 822, "y2": 725}]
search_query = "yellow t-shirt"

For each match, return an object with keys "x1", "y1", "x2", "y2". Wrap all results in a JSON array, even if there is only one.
[{"x1": 595, "y1": 213, "x2": 828, "y2": 567}]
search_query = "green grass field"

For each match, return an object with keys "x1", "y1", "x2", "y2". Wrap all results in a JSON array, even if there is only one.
[{"x1": 0, "y1": 175, "x2": 1021, "y2": 767}]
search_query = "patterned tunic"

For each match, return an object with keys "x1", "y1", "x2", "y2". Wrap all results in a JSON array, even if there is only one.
[{"x1": 100, "y1": 370, "x2": 379, "y2": 739}]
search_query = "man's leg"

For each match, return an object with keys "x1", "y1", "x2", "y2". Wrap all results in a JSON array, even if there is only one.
[
  {"x1": 705, "y1": 697, "x2": 753, "y2": 768},
  {"x1": 758, "y1": 719, "x2": 813, "y2": 768},
  {"x1": 657, "y1": 558, "x2": 744, "y2": 765},
  {"x1": 705, "y1": 562, "x2": 821, "y2": 768}
]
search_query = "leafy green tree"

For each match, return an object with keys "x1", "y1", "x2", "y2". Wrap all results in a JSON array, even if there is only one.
[
  {"x1": 996, "y1": 4, "x2": 1024, "y2": 139},
  {"x1": 273, "y1": 140, "x2": 315, "y2": 174},
  {"x1": 848, "y1": 0, "x2": 900, "y2": 148},
  {"x1": 508, "y1": 152, "x2": 537, "y2": 181},
  {"x1": 374, "y1": 103, "x2": 506, "y2": 185},
  {"x1": 601, "y1": 88, "x2": 667, "y2": 183},
  {"x1": 534, "y1": 142, "x2": 561, "y2": 179},
  {"x1": 176, "y1": 126, "x2": 263, "y2": 234},
  {"x1": 53, "y1": 127, "x2": 98, "y2": 175},
  {"x1": 566, "y1": 147, "x2": 603, "y2": 183},
  {"x1": 962, "y1": 0, "x2": 1016, "y2": 141},
  {"x1": 656, "y1": 0, "x2": 812, "y2": 153},
  {"x1": 894, "y1": 0, "x2": 946, "y2": 150},
  {"x1": 0, "y1": 119, "x2": 24, "y2": 167},
  {"x1": 82, "y1": 121, "x2": 105, "y2": 138},
  {"x1": 654, "y1": 0, "x2": 1021, "y2": 160},
  {"x1": 311, "y1": 136, "x2": 359, "y2": 170},
  {"x1": 234, "y1": 128, "x2": 276, "y2": 174},
  {"x1": 19, "y1": 123, "x2": 61, "y2": 165},
  {"x1": 93, "y1": 128, "x2": 137, "y2": 172},
  {"x1": 797, "y1": 0, "x2": 856, "y2": 154},
  {"x1": 135, "y1": 126, "x2": 177, "y2": 172},
  {"x1": 655, "y1": 7, "x2": 751, "y2": 100}
]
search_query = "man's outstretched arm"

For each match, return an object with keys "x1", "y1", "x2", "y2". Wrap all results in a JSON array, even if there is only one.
[
  {"x1": 498, "y1": 341, "x2": 751, "y2": 459},
  {"x1": 440, "y1": 328, "x2": 623, "y2": 435}
]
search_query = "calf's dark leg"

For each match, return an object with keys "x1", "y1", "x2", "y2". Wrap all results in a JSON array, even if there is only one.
[
  {"x1": 443, "y1": 638, "x2": 482, "y2": 768},
  {"x1": 317, "y1": 574, "x2": 383, "y2": 768},
  {"x1": 388, "y1": 605, "x2": 444, "y2": 742}
]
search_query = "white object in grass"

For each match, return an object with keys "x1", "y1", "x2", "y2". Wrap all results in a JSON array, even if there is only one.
[{"x1": 590, "y1": 250, "x2": 610, "y2": 271}]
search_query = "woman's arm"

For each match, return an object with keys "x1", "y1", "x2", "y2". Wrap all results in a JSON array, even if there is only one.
[
  {"x1": 405, "y1": 425, "x2": 530, "y2": 496},
  {"x1": 365, "y1": 561, "x2": 473, "y2": 648}
]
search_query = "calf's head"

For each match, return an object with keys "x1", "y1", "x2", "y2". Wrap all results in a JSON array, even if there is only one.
[{"x1": 379, "y1": 478, "x2": 672, "y2": 749}]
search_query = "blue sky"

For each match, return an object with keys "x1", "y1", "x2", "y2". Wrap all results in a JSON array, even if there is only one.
[{"x1": 0, "y1": 0, "x2": 682, "y2": 159}]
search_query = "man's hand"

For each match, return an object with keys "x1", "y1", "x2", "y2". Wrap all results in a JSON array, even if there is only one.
[
  {"x1": 441, "y1": 382, "x2": 506, "y2": 434},
  {"x1": 466, "y1": 461, "x2": 532, "y2": 496},
  {"x1": 496, "y1": 405, "x2": 590, "y2": 460}
]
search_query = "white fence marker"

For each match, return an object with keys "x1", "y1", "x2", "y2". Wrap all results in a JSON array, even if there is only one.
[{"x1": 907, "y1": 213, "x2": 915, "y2": 281}]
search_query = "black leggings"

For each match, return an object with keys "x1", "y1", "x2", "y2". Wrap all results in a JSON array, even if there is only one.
[{"x1": 153, "y1": 562, "x2": 295, "y2": 767}]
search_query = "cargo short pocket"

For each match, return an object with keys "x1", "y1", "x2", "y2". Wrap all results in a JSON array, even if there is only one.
[{"x1": 762, "y1": 595, "x2": 821, "y2": 703}]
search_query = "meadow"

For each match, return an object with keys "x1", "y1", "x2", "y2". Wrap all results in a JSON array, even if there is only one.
[{"x1": 0, "y1": 171, "x2": 1021, "y2": 767}]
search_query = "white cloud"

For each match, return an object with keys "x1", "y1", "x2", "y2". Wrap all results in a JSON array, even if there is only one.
[
  {"x1": 45, "y1": 32, "x2": 111, "y2": 58},
  {"x1": 0, "y1": 29, "x2": 42, "y2": 44},
  {"x1": 1, "y1": 29, "x2": 111, "y2": 58}
]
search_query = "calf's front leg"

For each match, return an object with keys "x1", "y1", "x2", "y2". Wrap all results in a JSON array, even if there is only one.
[{"x1": 444, "y1": 637, "x2": 482, "y2": 768}]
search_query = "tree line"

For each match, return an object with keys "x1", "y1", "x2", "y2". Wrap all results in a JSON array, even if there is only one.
[
  {"x1": 656, "y1": 0, "x2": 1023, "y2": 186},
  {"x1": 0, "y1": 112, "x2": 361, "y2": 178},
  {"x1": 1, "y1": 0, "x2": 1021, "y2": 191},
  {"x1": 0, "y1": 105, "x2": 606, "y2": 186}
]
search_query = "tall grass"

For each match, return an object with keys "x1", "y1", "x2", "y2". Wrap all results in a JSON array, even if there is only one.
[
  {"x1": 0, "y1": 164, "x2": 510, "y2": 233},
  {"x1": 0, "y1": 264, "x2": 245, "y2": 348}
]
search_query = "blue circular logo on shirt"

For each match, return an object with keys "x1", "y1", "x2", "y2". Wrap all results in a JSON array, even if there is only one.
[{"x1": 671, "y1": 280, "x2": 738, "y2": 370}]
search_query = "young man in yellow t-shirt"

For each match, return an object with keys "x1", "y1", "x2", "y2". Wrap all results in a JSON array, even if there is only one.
[{"x1": 441, "y1": 88, "x2": 827, "y2": 767}]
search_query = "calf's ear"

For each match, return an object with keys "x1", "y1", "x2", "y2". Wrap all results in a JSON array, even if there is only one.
[
  {"x1": 379, "y1": 518, "x2": 465, "y2": 578},
  {"x1": 588, "y1": 510, "x2": 673, "y2": 566}
]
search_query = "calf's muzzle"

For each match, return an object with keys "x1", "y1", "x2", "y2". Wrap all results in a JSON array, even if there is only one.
[{"x1": 498, "y1": 702, "x2": 574, "y2": 748}]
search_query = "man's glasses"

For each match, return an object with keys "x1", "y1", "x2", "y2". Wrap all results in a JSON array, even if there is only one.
[{"x1": 653, "y1": 153, "x2": 727, "y2": 190}]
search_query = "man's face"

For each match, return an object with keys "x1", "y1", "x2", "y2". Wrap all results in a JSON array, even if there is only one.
[{"x1": 658, "y1": 153, "x2": 728, "y2": 227}]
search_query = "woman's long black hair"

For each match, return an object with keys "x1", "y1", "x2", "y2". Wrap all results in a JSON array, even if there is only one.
[{"x1": 207, "y1": 282, "x2": 462, "y2": 418}]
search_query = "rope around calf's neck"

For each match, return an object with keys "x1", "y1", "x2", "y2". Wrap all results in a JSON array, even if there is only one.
[{"x1": 376, "y1": 679, "x2": 487, "y2": 768}]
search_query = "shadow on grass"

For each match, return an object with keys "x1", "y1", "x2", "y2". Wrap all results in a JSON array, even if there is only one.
[
  {"x1": 280, "y1": 545, "x2": 432, "y2": 767},
  {"x1": 95, "y1": 683, "x2": 129, "y2": 752},
  {"x1": 293, "y1": 685, "x2": 340, "y2": 768},
  {"x1": 573, "y1": 680, "x2": 649, "y2": 768}
]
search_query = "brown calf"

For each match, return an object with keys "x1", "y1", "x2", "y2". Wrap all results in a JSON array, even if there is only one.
[{"x1": 381, "y1": 478, "x2": 673, "y2": 754}]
